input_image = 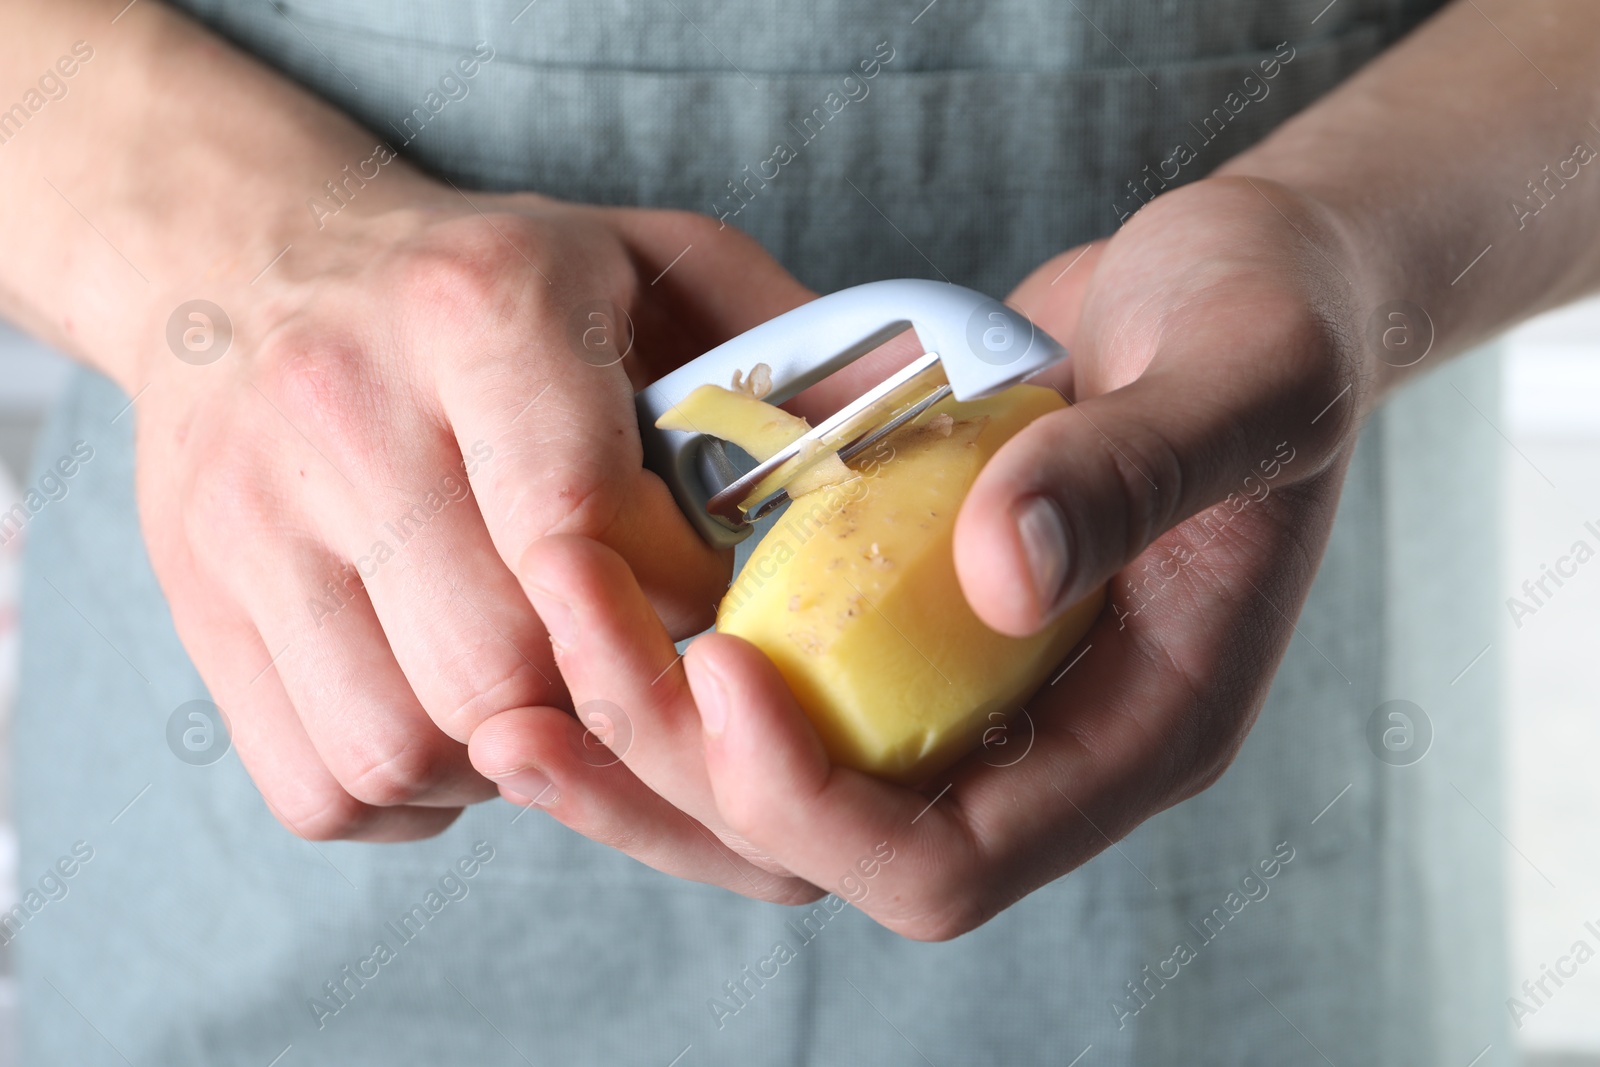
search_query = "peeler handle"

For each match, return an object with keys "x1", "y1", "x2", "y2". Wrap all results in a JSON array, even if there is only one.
[{"x1": 635, "y1": 279, "x2": 1069, "y2": 548}]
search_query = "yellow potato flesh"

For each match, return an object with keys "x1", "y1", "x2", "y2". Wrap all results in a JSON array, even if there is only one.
[
  {"x1": 704, "y1": 383, "x2": 1104, "y2": 785},
  {"x1": 657, "y1": 384, "x2": 853, "y2": 497}
]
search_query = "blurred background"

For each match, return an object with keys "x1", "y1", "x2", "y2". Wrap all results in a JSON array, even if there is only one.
[
  {"x1": 1, "y1": 298, "x2": 1598, "y2": 1066},
  {"x1": 1501, "y1": 295, "x2": 1600, "y2": 1067},
  {"x1": 0, "y1": 317, "x2": 66, "y2": 1067}
]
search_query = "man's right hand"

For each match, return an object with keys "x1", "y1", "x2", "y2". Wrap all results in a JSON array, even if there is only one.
[
  {"x1": 0, "y1": 0, "x2": 813, "y2": 841},
  {"x1": 137, "y1": 195, "x2": 812, "y2": 841}
]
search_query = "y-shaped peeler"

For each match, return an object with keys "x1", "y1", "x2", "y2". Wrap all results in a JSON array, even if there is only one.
[{"x1": 636, "y1": 279, "x2": 1069, "y2": 549}]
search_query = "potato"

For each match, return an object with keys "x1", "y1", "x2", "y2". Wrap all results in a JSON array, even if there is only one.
[
  {"x1": 655, "y1": 383, "x2": 854, "y2": 498},
  {"x1": 663, "y1": 380, "x2": 1103, "y2": 785}
]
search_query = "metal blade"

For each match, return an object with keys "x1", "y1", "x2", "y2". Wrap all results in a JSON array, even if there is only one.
[{"x1": 705, "y1": 352, "x2": 950, "y2": 524}]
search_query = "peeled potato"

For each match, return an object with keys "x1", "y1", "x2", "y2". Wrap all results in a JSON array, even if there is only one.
[
  {"x1": 656, "y1": 383, "x2": 854, "y2": 497},
  {"x1": 664, "y1": 380, "x2": 1103, "y2": 785}
]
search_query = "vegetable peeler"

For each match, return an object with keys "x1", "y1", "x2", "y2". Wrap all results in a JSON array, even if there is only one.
[{"x1": 635, "y1": 279, "x2": 1069, "y2": 549}]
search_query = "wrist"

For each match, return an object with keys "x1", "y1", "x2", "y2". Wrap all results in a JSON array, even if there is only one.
[
  {"x1": 0, "y1": 0, "x2": 450, "y2": 393},
  {"x1": 124, "y1": 166, "x2": 455, "y2": 391}
]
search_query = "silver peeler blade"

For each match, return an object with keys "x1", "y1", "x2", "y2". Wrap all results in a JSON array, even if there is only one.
[
  {"x1": 635, "y1": 279, "x2": 1069, "y2": 549},
  {"x1": 705, "y1": 352, "x2": 952, "y2": 525}
]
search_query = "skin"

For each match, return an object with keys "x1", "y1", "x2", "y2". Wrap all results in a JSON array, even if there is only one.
[
  {"x1": 3, "y1": 0, "x2": 1598, "y2": 931},
  {"x1": 0, "y1": 0, "x2": 813, "y2": 840},
  {"x1": 467, "y1": 2, "x2": 1600, "y2": 935}
]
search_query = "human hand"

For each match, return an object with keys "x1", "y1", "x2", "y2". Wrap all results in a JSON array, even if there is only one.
[
  {"x1": 468, "y1": 174, "x2": 1375, "y2": 934},
  {"x1": 137, "y1": 188, "x2": 811, "y2": 842}
]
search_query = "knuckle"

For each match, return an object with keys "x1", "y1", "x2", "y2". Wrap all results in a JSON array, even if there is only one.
[
  {"x1": 869, "y1": 847, "x2": 995, "y2": 942},
  {"x1": 1174, "y1": 715, "x2": 1249, "y2": 803},
  {"x1": 438, "y1": 659, "x2": 553, "y2": 740},
  {"x1": 1119, "y1": 428, "x2": 1190, "y2": 554},
  {"x1": 1121, "y1": 636, "x2": 1245, "y2": 806},
  {"x1": 1301, "y1": 316, "x2": 1365, "y2": 457},
  {"x1": 629, "y1": 205, "x2": 716, "y2": 242},
  {"x1": 337, "y1": 735, "x2": 453, "y2": 807},
  {"x1": 719, "y1": 832, "x2": 786, "y2": 872},
  {"x1": 1057, "y1": 416, "x2": 1187, "y2": 572},
  {"x1": 254, "y1": 331, "x2": 386, "y2": 465},
  {"x1": 397, "y1": 215, "x2": 556, "y2": 326},
  {"x1": 754, "y1": 880, "x2": 826, "y2": 907},
  {"x1": 186, "y1": 441, "x2": 272, "y2": 529},
  {"x1": 1182, "y1": 752, "x2": 1235, "y2": 801},
  {"x1": 710, "y1": 791, "x2": 769, "y2": 846},
  {"x1": 670, "y1": 207, "x2": 739, "y2": 243},
  {"x1": 182, "y1": 441, "x2": 282, "y2": 579},
  {"x1": 268, "y1": 785, "x2": 371, "y2": 842},
  {"x1": 490, "y1": 454, "x2": 627, "y2": 548},
  {"x1": 536, "y1": 468, "x2": 624, "y2": 539}
]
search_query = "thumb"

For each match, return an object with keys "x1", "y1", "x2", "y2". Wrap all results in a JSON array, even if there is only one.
[
  {"x1": 1006, "y1": 241, "x2": 1107, "y2": 361},
  {"x1": 952, "y1": 290, "x2": 1349, "y2": 637}
]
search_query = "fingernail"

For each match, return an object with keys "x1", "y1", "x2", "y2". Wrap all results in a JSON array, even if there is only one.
[
  {"x1": 526, "y1": 584, "x2": 576, "y2": 652},
  {"x1": 497, "y1": 766, "x2": 558, "y2": 806},
  {"x1": 696, "y1": 662, "x2": 730, "y2": 737},
  {"x1": 1015, "y1": 496, "x2": 1069, "y2": 614}
]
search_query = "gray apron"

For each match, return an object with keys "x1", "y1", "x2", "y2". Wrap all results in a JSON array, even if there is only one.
[{"x1": 17, "y1": 2, "x2": 1510, "y2": 1064}]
